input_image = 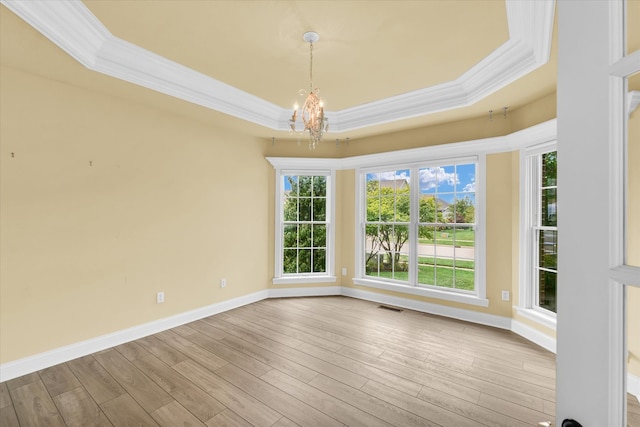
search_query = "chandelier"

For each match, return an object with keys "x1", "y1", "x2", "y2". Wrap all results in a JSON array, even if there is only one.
[{"x1": 290, "y1": 31, "x2": 329, "y2": 149}]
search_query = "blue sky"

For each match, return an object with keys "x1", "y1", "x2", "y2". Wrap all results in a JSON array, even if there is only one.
[
  {"x1": 366, "y1": 163, "x2": 476, "y2": 205},
  {"x1": 285, "y1": 164, "x2": 477, "y2": 205}
]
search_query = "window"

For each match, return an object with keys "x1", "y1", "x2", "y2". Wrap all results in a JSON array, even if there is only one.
[
  {"x1": 365, "y1": 170, "x2": 411, "y2": 281},
  {"x1": 272, "y1": 168, "x2": 335, "y2": 284},
  {"x1": 417, "y1": 164, "x2": 477, "y2": 291},
  {"x1": 533, "y1": 151, "x2": 558, "y2": 313},
  {"x1": 519, "y1": 143, "x2": 558, "y2": 320},
  {"x1": 283, "y1": 175, "x2": 327, "y2": 274},
  {"x1": 357, "y1": 157, "x2": 485, "y2": 305}
]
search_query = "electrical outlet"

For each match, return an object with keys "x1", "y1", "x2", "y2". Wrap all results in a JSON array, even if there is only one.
[
  {"x1": 501, "y1": 290, "x2": 510, "y2": 301},
  {"x1": 157, "y1": 292, "x2": 165, "y2": 304},
  {"x1": 220, "y1": 278, "x2": 227, "y2": 288},
  {"x1": 342, "y1": 267, "x2": 347, "y2": 276}
]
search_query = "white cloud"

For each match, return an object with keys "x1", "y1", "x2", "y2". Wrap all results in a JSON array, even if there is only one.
[
  {"x1": 377, "y1": 171, "x2": 410, "y2": 182},
  {"x1": 463, "y1": 181, "x2": 476, "y2": 192},
  {"x1": 419, "y1": 167, "x2": 457, "y2": 190}
]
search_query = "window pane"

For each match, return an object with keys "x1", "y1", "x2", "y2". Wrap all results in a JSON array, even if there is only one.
[
  {"x1": 419, "y1": 196, "x2": 437, "y2": 222},
  {"x1": 367, "y1": 196, "x2": 380, "y2": 222},
  {"x1": 299, "y1": 224, "x2": 311, "y2": 247},
  {"x1": 313, "y1": 249, "x2": 326, "y2": 273},
  {"x1": 299, "y1": 176, "x2": 312, "y2": 197},
  {"x1": 313, "y1": 224, "x2": 326, "y2": 247},
  {"x1": 283, "y1": 249, "x2": 297, "y2": 273},
  {"x1": 298, "y1": 249, "x2": 311, "y2": 273},
  {"x1": 541, "y1": 151, "x2": 557, "y2": 188},
  {"x1": 283, "y1": 196, "x2": 298, "y2": 221},
  {"x1": 393, "y1": 225, "x2": 410, "y2": 281},
  {"x1": 312, "y1": 198, "x2": 326, "y2": 221},
  {"x1": 454, "y1": 225, "x2": 475, "y2": 247},
  {"x1": 285, "y1": 176, "x2": 298, "y2": 195},
  {"x1": 455, "y1": 163, "x2": 476, "y2": 193},
  {"x1": 541, "y1": 188, "x2": 557, "y2": 226},
  {"x1": 417, "y1": 225, "x2": 436, "y2": 286},
  {"x1": 449, "y1": 196, "x2": 476, "y2": 224},
  {"x1": 439, "y1": 166, "x2": 456, "y2": 193},
  {"x1": 366, "y1": 252, "x2": 383, "y2": 277},
  {"x1": 283, "y1": 224, "x2": 298, "y2": 248},
  {"x1": 378, "y1": 195, "x2": 395, "y2": 221},
  {"x1": 299, "y1": 198, "x2": 311, "y2": 221},
  {"x1": 395, "y1": 195, "x2": 410, "y2": 221},
  {"x1": 419, "y1": 167, "x2": 439, "y2": 194},
  {"x1": 313, "y1": 176, "x2": 326, "y2": 197},
  {"x1": 538, "y1": 270, "x2": 557, "y2": 312},
  {"x1": 453, "y1": 266, "x2": 475, "y2": 291},
  {"x1": 539, "y1": 229, "x2": 558, "y2": 270},
  {"x1": 438, "y1": 193, "x2": 455, "y2": 223}
]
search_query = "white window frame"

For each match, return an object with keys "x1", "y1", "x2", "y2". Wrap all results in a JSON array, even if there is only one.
[
  {"x1": 517, "y1": 141, "x2": 558, "y2": 330},
  {"x1": 354, "y1": 155, "x2": 487, "y2": 307},
  {"x1": 271, "y1": 164, "x2": 336, "y2": 285},
  {"x1": 607, "y1": 1, "x2": 640, "y2": 423}
]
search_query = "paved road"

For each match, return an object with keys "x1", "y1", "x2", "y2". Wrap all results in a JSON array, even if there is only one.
[
  {"x1": 366, "y1": 239, "x2": 475, "y2": 261},
  {"x1": 417, "y1": 243, "x2": 474, "y2": 261}
]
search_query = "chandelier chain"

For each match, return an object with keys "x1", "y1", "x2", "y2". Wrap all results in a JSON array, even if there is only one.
[{"x1": 309, "y1": 42, "x2": 314, "y2": 91}]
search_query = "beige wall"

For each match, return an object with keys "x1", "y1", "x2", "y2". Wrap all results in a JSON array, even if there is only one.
[
  {"x1": 0, "y1": 62, "x2": 562, "y2": 367},
  {"x1": 0, "y1": 66, "x2": 271, "y2": 363},
  {"x1": 6, "y1": 57, "x2": 627, "y2": 373}
]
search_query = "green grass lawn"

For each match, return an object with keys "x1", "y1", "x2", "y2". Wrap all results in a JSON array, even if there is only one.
[
  {"x1": 417, "y1": 256, "x2": 474, "y2": 269},
  {"x1": 371, "y1": 265, "x2": 474, "y2": 291},
  {"x1": 419, "y1": 228, "x2": 475, "y2": 247},
  {"x1": 397, "y1": 254, "x2": 474, "y2": 270}
]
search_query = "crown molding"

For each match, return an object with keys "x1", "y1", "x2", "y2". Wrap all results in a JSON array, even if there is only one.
[
  {"x1": 266, "y1": 118, "x2": 557, "y2": 171},
  {"x1": 629, "y1": 91, "x2": 640, "y2": 116},
  {"x1": 1, "y1": 0, "x2": 555, "y2": 134},
  {"x1": 0, "y1": 0, "x2": 110, "y2": 66}
]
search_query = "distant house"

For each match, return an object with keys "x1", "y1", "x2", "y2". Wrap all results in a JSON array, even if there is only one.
[
  {"x1": 421, "y1": 194, "x2": 450, "y2": 216},
  {"x1": 378, "y1": 178, "x2": 409, "y2": 190}
]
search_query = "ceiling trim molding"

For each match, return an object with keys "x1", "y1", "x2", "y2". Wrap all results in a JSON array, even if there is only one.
[
  {"x1": 1, "y1": 0, "x2": 555, "y2": 134},
  {"x1": 266, "y1": 118, "x2": 557, "y2": 171},
  {"x1": 629, "y1": 91, "x2": 640, "y2": 116}
]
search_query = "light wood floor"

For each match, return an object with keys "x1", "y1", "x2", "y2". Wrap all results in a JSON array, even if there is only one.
[{"x1": 1, "y1": 296, "x2": 639, "y2": 426}]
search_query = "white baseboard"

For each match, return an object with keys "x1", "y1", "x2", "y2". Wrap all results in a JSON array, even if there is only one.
[
  {"x1": 268, "y1": 286, "x2": 341, "y2": 298},
  {"x1": 511, "y1": 319, "x2": 557, "y2": 353},
  {"x1": 0, "y1": 290, "x2": 268, "y2": 382},
  {"x1": 2, "y1": 284, "x2": 637, "y2": 400},
  {"x1": 340, "y1": 286, "x2": 511, "y2": 330},
  {"x1": 630, "y1": 373, "x2": 640, "y2": 403}
]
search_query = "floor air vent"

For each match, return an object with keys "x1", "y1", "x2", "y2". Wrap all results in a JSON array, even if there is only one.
[{"x1": 378, "y1": 305, "x2": 403, "y2": 313}]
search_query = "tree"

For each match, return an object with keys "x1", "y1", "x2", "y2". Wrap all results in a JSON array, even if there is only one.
[
  {"x1": 419, "y1": 196, "x2": 444, "y2": 226},
  {"x1": 365, "y1": 180, "x2": 411, "y2": 270},
  {"x1": 447, "y1": 196, "x2": 475, "y2": 223}
]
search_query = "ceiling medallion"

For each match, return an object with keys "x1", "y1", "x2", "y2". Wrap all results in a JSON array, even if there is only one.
[{"x1": 290, "y1": 31, "x2": 329, "y2": 149}]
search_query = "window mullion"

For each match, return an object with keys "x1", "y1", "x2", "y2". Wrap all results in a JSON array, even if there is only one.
[{"x1": 409, "y1": 166, "x2": 419, "y2": 285}]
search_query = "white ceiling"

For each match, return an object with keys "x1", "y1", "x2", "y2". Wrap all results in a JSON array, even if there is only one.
[{"x1": 0, "y1": 0, "x2": 557, "y2": 141}]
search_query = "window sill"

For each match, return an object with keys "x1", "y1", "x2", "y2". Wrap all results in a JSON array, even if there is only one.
[
  {"x1": 515, "y1": 306, "x2": 557, "y2": 330},
  {"x1": 352, "y1": 277, "x2": 489, "y2": 307},
  {"x1": 272, "y1": 275, "x2": 337, "y2": 285}
]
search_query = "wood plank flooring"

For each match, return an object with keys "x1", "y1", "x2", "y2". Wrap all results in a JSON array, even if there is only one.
[{"x1": 1, "y1": 296, "x2": 639, "y2": 426}]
